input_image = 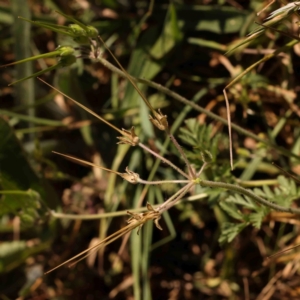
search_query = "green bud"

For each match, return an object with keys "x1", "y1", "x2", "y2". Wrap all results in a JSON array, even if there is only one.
[
  {"x1": 20, "y1": 213, "x2": 35, "y2": 226},
  {"x1": 27, "y1": 189, "x2": 41, "y2": 202},
  {"x1": 69, "y1": 24, "x2": 86, "y2": 36},
  {"x1": 59, "y1": 54, "x2": 77, "y2": 67},
  {"x1": 24, "y1": 207, "x2": 38, "y2": 217},
  {"x1": 201, "y1": 150, "x2": 213, "y2": 163},
  {"x1": 68, "y1": 24, "x2": 98, "y2": 44},
  {"x1": 56, "y1": 45, "x2": 75, "y2": 57},
  {"x1": 86, "y1": 26, "x2": 98, "y2": 38}
]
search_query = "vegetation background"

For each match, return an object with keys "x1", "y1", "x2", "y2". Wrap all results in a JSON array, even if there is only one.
[{"x1": 1, "y1": 0, "x2": 300, "y2": 299}]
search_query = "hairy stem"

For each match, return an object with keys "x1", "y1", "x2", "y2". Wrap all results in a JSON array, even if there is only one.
[{"x1": 199, "y1": 180, "x2": 300, "y2": 214}]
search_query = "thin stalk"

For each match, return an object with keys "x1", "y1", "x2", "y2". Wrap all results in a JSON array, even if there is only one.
[
  {"x1": 38, "y1": 78, "x2": 124, "y2": 135},
  {"x1": 257, "y1": 0, "x2": 275, "y2": 16},
  {"x1": 45, "y1": 222, "x2": 140, "y2": 274},
  {"x1": 68, "y1": 225, "x2": 134, "y2": 268},
  {"x1": 272, "y1": 163, "x2": 300, "y2": 184},
  {"x1": 137, "y1": 179, "x2": 190, "y2": 185},
  {"x1": 138, "y1": 142, "x2": 189, "y2": 179},
  {"x1": 268, "y1": 244, "x2": 300, "y2": 259},
  {"x1": 159, "y1": 182, "x2": 195, "y2": 213},
  {"x1": 53, "y1": 151, "x2": 122, "y2": 176},
  {"x1": 157, "y1": 184, "x2": 191, "y2": 211},
  {"x1": 167, "y1": 130, "x2": 196, "y2": 178},
  {"x1": 199, "y1": 180, "x2": 300, "y2": 214},
  {"x1": 54, "y1": 151, "x2": 188, "y2": 186},
  {"x1": 222, "y1": 89, "x2": 233, "y2": 170},
  {"x1": 133, "y1": 0, "x2": 154, "y2": 41},
  {"x1": 197, "y1": 162, "x2": 208, "y2": 177},
  {"x1": 97, "y1": 35, "x2": 158, "y2": 118}
]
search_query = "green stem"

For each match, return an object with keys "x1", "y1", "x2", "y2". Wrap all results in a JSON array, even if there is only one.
[
  {"x1": 12, "y1": 0, "x2": 34, "y2": 132},
  {"x1": 50, "y1": 191, "x2": 208, "y2": 221},
  {"x1": 199, "y1": 179, "x2": 300, "y2": 214},
  {"x1": 236, "y1": 179, "x2": 278, "y2": 187},
  {"x1": 0, "y1": 190, "x2": 32, "y2": 195},
  {"x1": 0, "y1": 109, "x2": 65, "y2": 126}
]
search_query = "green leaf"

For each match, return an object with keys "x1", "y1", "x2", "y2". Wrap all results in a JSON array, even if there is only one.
[
  {"x1": 178, "y1": 118, "x2": 225, "y2": 166},
  {"x1": 0, "y1": 241, "x2": 27, "y2": 272},
  {"x1": 173, "y1": 5, "x2": 248, "y2": 34},
  {"x1": 0, "y1": 240, "x2": 51, "y2": 273},
  {"x1": 220, "y1": 175, "x2": 300, "y2": 231},
  {"x1": 149, "y1": 3, "x2": 183, "y2": 60},
  {"x1": 0, "y1": 117, "x2": 58, "y2": 210},
  {"x1": 188, "y1": 37, "x2": 227, "y2": 51},
  {"x1": 219, "y1": 201, "x2": 244, "y2": 220},
  {"x1": 248, "y1": 211, "x2": 265, "y2": 229},
  {"x1": 0, "y1": 190, "x2": 40, "y2": 217},
  {"x1": 219, "y1": 222, "x2": 247, "y2": 244},
  {"x1": 0, "y1": 109, "x2": 65, "y2": 126},
  {"x1": 224, "y1": 193, "x2": 256, "y2": 210}
]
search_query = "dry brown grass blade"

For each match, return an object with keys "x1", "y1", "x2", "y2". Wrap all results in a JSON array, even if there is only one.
[
  {"x1": 37, "y1": 77, "x2": 123, "y2": 135},
  {"x1": 255, "y1": 21, "x2": 300, "y2": 42},
  {"x1": 272, "y1": 162, "x2": 300, "y2": 183},
  {"x1": 96, "y1": 35, "x2": 155, "y2": 115},
  {"x1": 45, "y1": 219, "x2": 144, "y2": 274},
  {"x1": 257, "y1": 0, "x2": 276, "y2": 16},
  {"x1": 268, "y1": 244, "x2": 300, "y2": 259},
  {"x1": 45, "y1": 203, "x2": 163, "y2": 273},
  {"x1": 222, "y1": 88, "x2": 233, "y2": 170},
  {"x1": 67, "y1": 227, "x2": 134, "y2": 268},
  {"x1": 53, "y1": 151, "x2": 141, "y2": 184}
]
